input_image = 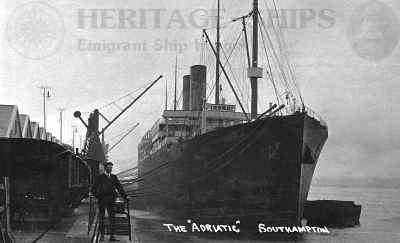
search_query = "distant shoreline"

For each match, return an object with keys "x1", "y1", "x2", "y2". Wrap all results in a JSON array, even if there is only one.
[{"x1": 311, "y1": 177, "x2": 400, "y2": 189}]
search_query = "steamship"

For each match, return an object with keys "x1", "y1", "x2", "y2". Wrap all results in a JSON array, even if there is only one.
[{"x1": 132, "y1": 0, "x2": 328, "y2": 227}]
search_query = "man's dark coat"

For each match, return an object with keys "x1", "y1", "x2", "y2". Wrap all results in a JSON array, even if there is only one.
[{"x1": 92, "y1": 174, "x2": 126, "y2": 202}]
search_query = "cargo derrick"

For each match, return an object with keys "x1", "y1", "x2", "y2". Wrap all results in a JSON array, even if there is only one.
[{"x1": 74, "y1": 75, "x2": 163, "y2": 171}]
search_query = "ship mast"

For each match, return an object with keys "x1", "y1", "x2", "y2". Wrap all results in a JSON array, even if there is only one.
[
  {"x1": 174, "y1": 55, "x2": 177, "y2": 110},
  {"x1": 165, "y1": 78, "x2": 168, "y2": 110},
  {"x1": 215, "y1": 0, "x2": 221, "y2": 105},
  {"x1": 250, "y1": 0, "x2": 260, "y2": 119}
]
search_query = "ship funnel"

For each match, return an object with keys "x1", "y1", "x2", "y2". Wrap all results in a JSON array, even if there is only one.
[
  {"x1": 190, "y1": 65, "x2": 207, "y2": 111},
  {"x1": 182, "y1": 75, "x2": 191, "y2": 110}
]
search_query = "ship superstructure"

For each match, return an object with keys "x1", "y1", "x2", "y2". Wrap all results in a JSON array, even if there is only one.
[{"x1": 139, "y1": 66, "x2": 251, "y2": 161}]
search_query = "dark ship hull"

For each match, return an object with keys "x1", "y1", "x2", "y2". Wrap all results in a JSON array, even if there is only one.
[{"x1": 135, "y1": 112, "x2": 328, "y2": 227}]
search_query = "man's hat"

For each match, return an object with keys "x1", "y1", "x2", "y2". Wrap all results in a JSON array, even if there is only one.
[{"x1": 105, "y1": 162, "x2": 114, "y2": 166}]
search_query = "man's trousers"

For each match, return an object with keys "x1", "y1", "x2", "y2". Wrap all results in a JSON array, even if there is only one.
[{"x1": 98, "y1": 198, "x2": 116, "y2": 236}]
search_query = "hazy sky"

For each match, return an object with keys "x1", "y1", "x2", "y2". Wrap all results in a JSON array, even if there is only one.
[{"x1": 1, "y1": 0, "x2": 399, "y2": 177}]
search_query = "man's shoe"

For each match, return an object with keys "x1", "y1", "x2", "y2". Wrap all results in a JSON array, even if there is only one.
[
  {"x1": 109, "y1": 236, "x2": 120, "y2": 242},
  {"x1": 99, "y1": 235, "x2": 104, "y2": 241}
]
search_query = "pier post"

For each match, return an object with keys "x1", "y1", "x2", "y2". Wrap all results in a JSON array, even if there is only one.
[{"x1": 0, "y1": 177, "x2": 11, "y2": 241}]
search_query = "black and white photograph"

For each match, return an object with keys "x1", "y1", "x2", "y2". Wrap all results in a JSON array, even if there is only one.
[{"x1": 0, "y1": 0, "x2": 399, "y2": 242}]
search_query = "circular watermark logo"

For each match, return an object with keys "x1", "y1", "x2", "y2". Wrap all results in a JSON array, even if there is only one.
[
  {"x1": 347, "y1": 0, "x2": 400, "y2": 61},
  {"x1": 7, "y1": 1, "x2": 65, "y2": 59}
]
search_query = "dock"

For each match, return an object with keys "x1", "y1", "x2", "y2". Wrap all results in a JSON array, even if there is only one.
[
  {"x1": 6, "y1": 198, "x2": 362, "y2": 242},
  {"x1": 10, "y1": 198, "x2": 189, "y2": 243},
  {"x1": 13, "y1": 199, "x2": 92, "y2": 243}
]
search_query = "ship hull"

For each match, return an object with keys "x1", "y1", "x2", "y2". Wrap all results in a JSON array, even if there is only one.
[{"x1": 135, "y1": 113, "x2": 328, "y2": 227}]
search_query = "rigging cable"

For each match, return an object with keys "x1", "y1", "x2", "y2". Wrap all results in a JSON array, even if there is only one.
[
  {"x1": 108, "y1": 123, "x2": 139, "y2": 152},
  {"x1": 258, "y1": 10, "x2": 300, "y2": 113},
  {"x1": 269, "y1": 0, "x2": 304, "y2": 107},
  {"x1": 258, "y1": 11, "x2": 294, "y2": 97},
  {"x1": 258, "y1": 19, "x2": 282, "y2": 107},
  {"x1": 82, "y1": 79, "x2": 158, "y2": 115},
  {"x1": 259, "y1": 1, "x2": 304, "y2": 107},
  {"x1": 220, "y1": 45, "x2": 247, "y2": 109},
  {"x1": 206, "y1": 28, "x2": 244, "y2": 102}
]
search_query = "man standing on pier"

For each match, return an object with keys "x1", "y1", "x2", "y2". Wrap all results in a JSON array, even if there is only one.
[{"x1": 92, "y1": 162, "x2": 127, "y2": 242}]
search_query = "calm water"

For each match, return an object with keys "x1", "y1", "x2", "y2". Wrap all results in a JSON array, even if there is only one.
[
  {"x1": 303, "y1": 185, "x2": 400, "y2": 243},
  {"x1": 132, "y1": 185, "x2": 400, "y2": 243}
]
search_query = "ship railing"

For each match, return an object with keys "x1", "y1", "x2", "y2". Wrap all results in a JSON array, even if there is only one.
[{"x1": 303, "y1": 106, "x2": 328, "y2": 127}]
